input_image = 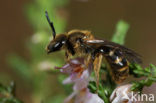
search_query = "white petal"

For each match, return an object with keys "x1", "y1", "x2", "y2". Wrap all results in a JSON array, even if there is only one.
[{"x1": 62, "y1": 77, "x2": 73, "y2": 84}]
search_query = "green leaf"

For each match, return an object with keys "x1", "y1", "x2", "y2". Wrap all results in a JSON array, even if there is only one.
[
  {"x1": 0, "y1": 82, "x2": 23, "y2": 103},
  {"x1": 111, "y1": 20, "x2": 130, "y2": 45},
  {"x1": 131, "y1": 64, "x2": 156, "y2": 92},
  {"x1": 88, "y1": 65, "x2": 115, "y2": 103}
]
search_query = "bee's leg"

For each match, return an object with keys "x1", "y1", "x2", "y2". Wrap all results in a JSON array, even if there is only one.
[
  {"x1": 93, "y1": 53, "x2": 103, "y2": 91},
  {"x1": 84, "y1": 54, "x2": 92, "y2": 69},
  {"x1": 65, "y1": 51, "x2": 72, "y2": 62}
]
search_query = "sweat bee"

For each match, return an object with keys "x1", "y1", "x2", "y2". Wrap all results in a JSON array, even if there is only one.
[{"x1": 45, "y1": 11, "x2": 142, "y2": 85}]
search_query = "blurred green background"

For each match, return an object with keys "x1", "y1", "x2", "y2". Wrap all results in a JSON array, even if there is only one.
[{"x1": 0, "y1": 0, "x2": 156, "y2": 103}]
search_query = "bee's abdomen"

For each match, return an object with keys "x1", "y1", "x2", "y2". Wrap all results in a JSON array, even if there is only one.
[
  {"x1": 97, "y1": 46, "x2": 129, "y2": 83},
  {"x1": 107, "y1": 55, "x2": 129, "y2": 83}
]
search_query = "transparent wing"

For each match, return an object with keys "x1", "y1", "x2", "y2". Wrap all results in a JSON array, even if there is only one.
[{"x1": 85, "y1": 39, "x2": 142, "y2": 64}]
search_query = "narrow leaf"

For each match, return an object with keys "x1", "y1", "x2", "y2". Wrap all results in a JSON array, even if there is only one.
[{"x1": 111, "y1": 20, "x2": 130, "y2": 45}]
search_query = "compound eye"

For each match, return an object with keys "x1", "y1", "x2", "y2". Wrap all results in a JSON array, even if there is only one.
[
  {"x1": 47, "y1": 42, "x2": 64, "y2": 54},
  {"x1": 53, "y1": 42, "x2": 63, "y2": 51}
]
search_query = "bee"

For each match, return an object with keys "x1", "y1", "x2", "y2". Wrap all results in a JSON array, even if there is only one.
[{"x1": 45, "y1": 11, "x2": 142, "y2": 85}]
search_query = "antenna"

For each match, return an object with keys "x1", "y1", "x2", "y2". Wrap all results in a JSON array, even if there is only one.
[{"x1": 45, "y1": 11, "x2": 56, "y2": 39}]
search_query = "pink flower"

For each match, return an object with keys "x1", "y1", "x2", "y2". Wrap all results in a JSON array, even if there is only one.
[
  {"x1": 64, "y1": 88, "x2": 104, "y2": 103},
  {"x1": 56, "y1": 58, "x2": 85, "y2": 80},
  {"x1": 56, "y1": 58, "x2": 92, "y2": 90},
  {"x1": 56, "y1": 58, "x2": 104, "y2": 103}
]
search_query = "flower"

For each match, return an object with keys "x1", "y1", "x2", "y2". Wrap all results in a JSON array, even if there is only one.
[
  {"x1": 110, "y1": 84, "x2": 140, "y2": 103},
  {"x1": 56, "y1": 58, "x2": 91, "y2": 90},
  {"x1": 64, "y1": 88, "x2": 104, "y2": 103},
  {"x1": 56, "y1": 58, "x2": 104, "y2": 103}
]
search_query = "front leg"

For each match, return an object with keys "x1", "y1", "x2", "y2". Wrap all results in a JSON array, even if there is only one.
[
  {"x1": 84, "y1": 54, "x2": 92, "y2": 69},
  {"x1": 65, "y1": 51, "x2": 73, "y2": 62}
]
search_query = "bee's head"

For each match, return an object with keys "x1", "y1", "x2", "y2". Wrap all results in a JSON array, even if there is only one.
[
  {"x1": 45, "y1": 11, "x2": 67, "y2": 54},
  {"x1": 47, "y1": 34, "x2": 67, "y2": 54}
]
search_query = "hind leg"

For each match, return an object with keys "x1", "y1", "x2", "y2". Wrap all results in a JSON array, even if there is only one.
[{"x1": 93, "y1": 54, "x2": 103, "y2": 90}]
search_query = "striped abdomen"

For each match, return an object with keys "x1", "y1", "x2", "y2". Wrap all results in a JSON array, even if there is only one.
[{"x1": 95, "y1": 46, "x2": 129, "y2": 83}]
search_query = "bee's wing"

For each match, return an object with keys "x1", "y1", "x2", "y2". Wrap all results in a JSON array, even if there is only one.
[{"x1": 86, "y1": 39, "x2": 142, "y2": 64}]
